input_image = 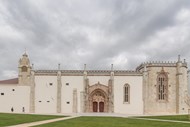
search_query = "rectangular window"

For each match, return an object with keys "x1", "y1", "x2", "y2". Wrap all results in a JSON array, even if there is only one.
[
  {"x1": 67, "y1": 102, "x2": 70, "y2": 104},
  {"x1": 66, "y1": 83, "x2": 69, "y2": 86},
  {"x1": 12, "y1": 89, "x2": 15, "y2": 91},
  {"x1": 49, "y1": 83, "x2": 53, "y2": 86},
  {"x1": 1, "y1": 93, "x2": 4, "y2": 95}
]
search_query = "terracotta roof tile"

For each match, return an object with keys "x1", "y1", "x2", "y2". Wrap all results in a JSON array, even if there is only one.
[{"x1": 0, "y1": 78, "x2": 18, "y2": 84}]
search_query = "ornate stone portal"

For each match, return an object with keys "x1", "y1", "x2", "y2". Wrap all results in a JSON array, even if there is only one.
[
  {"x1": 91, "y1": 90, "x2": 106, "y2": 112},
  {"x1": 88, "y1": 83, "x2": 108, "y2": 112},
  {"x1": 84, "y1": 82, "x2": 113, "y2": 113}
]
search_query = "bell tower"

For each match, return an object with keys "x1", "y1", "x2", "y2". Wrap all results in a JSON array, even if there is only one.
[{"x1": 18, "y1": 52, "x2": 31, "y2": 85}]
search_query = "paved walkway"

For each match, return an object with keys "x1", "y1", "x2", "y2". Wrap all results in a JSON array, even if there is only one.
[
  {"x1": 62, "y1": 113, "x2": 145, "y2": 117},
  {"x1": 130, "y1": 117, "x2": 190, "y2": 124},
  {"x1": 7, "y1": 116, "x2": 79, "y2": 127}
]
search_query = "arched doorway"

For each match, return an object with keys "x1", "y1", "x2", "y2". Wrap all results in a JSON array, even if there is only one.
[
  {"x1": 99, "y1": 102, "x2": 104, "y2": 112},
  {"x1": 90, "y1": 89, "x2": 108, "y2": 112},
  {"x1": 93, "y1": 102, "x2": 98, "y2": 112}
]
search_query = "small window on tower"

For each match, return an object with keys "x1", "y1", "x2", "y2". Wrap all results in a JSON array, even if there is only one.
[
  {"x1": 49, "y1": 83, "x2": 53, "y2": 86},
  {"x1": 1, "y1": 93, "x2": 4, "y2": 95},
  {"x1": 67, "y1": 102, "x2": 70, "y2": 104},
  {"x1": 21, "y1": 66, "x2": 27, "y2": 72},
  {"x1": 12, "y1": 89, "x2": 15, "y2": 91},
  {"x1": 66, "y1": 83, "x2": 69, "y2": 86}
]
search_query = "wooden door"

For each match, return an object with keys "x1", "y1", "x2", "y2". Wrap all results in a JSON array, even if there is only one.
[
  {"x1": 99, "y1": 102, "x2": 104, "y2": 112},
  {"x1": 93, "y1": 102, "x2": 98, "y2": 112}
]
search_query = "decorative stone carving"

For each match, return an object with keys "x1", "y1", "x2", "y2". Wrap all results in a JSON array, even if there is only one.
[
  {"x1": 108, "y1": 79, "x2": 114, "y2": 113},
  {"x1": 156, "y1": 67, "x2": 168, "y2": 102},
  {"x1": 87, "y1": 83, "x2": 108, "y2": 112}
]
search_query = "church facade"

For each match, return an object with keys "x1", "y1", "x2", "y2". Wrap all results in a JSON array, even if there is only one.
[{"x1": 0, "y1": 53, "x2": 189, "y2": 115}]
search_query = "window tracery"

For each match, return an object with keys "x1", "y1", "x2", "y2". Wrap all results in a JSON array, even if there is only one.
[{"x1": 124, "y1": 84, "x2": 130, "y2": 103}]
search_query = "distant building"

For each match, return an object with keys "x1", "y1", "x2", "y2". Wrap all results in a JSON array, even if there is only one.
[{"x1": 0, "y1": 53, "x2": 189, "y2": 115}]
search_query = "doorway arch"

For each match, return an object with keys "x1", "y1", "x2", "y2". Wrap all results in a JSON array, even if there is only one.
[{"x1": 89, "y1": 89, "x2": 108, "y2": 112}]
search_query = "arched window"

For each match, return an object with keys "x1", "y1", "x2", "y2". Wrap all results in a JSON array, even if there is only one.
[
  {"x1": 157, "y1": 71, "x2": 168, "y2": 101},
  {"x1": 21, "y1": 66, "x2": 27, "y2": 72},
  {"x1": 124, "y1": 84, "x2": 130, "y2": 103}
]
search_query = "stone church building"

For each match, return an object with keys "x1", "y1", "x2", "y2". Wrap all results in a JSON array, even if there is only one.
[{"x1": 0, "y1": 53, "x2": 189, "y2": 115}]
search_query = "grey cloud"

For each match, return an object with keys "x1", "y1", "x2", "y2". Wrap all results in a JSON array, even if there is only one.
[{"x1": 0, "y1": 0, "x2": 190, "y2": 80}]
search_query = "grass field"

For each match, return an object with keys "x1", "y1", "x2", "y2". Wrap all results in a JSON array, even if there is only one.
[
  {"x1": 35, "y1": 116, "x2": 190, "y2": 127},
  {"x1": 139, "y1": 115, "x2": 190, "y2": 121},
  {"x1": 0, "y1": 113, "x2": 64, "y2": 127},
  {"x1": 0, "y1": 113, "x2": 189, "y2": 127}
]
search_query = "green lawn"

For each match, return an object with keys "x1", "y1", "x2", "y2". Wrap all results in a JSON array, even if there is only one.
[
  {"x1": 0, "y1": 113, "x2": 189, "y2": 127},
  {"x1": 0, "y1": 113, "x2": 65, "y2": 127},
  {"x1": 139, "y1": 115, "x2": 190, "y2": 121},
  {"x1": 35, "y1": 116, "x2": 190, "y2": 127}
]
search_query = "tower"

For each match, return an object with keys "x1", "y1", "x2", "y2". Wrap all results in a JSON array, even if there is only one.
[
  {"x1": 18, "y1": 52, "x2": 31, "y2": 85},
  {"x1": 176, "y1": 55, "x2": 188, "y2": 114},
  {"x1": 142, "y1": 64, "x2": 148, "y2": 114}
]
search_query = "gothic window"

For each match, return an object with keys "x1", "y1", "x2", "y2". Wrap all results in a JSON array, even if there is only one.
[
  {"x1": 157, "y1": 71, "x2": 168, "y2": 101},
  {"x1": 21, "y1": 66, "x2": 27, "y2": 72},
  {"x1": 124, "y1": 84, "x2": 130, "y2": 103}
]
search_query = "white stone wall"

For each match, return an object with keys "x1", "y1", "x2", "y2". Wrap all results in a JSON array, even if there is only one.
[
  {"x1": 114, "y1": 76, "x2": 143, "y2": 114},
  {"x1": 0, "y1": 85, "x2": 30, "y2": 113},
  {"x1": 34, "y1": 75, "x2": 144, "y2": 114},
  {"x1": 179, "y1": 66, "x2": 189, "y2": 114},
  {"x1": 61, "y1": 76, "x2": 83, "y2": 113},
  {"x1": 188, "y1": 72, "x2": 190, "y2": 94},
  {"x1": 88, "y1": 76, "x2": 110, "y2": 86},
  {"x1": 145, "y1": 67, "x2": 178, "y2": 114},
  {"x1": 35, "y1": 76, "x2": 57, "y2": 113}
]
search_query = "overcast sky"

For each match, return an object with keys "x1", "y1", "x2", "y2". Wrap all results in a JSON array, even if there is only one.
[{"x1": 0, "y1": 0, "x2": 190, "y2": 80}]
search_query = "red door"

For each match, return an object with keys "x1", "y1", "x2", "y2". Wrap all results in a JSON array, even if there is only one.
[
  {"x1": 99, "y1": 102, "x2": 104, "y2": 112},
  {"x1": 93, "y1": 102, "x2": 98, "y2": 112}
]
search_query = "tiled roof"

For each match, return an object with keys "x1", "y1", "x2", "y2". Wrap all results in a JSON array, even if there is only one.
[{"x1": 0, "y1": 78, "x2": 18, "y2": 84}]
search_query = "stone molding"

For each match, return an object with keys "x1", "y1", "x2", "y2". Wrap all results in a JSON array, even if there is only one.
[
  {"x1": 73, "y1": 89, "x2": 78, "y2": 113},
  {"x1": 57, "y1": 71, "x2": 62, "y2": 113},
  {"x1": 29, "y1": 71, "x2": 35, "y2": 113}
]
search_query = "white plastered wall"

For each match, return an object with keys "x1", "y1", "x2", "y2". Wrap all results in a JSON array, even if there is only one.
[
  {"x1": 0, "y1": 85, "x2": 30, "y2": 113},
  {"x1": 188, "y1": 71, "x2": 190, "y2": 94},
  {"x1": 114, "y1": 76, "x2": 143, "y2": 115},
  {"x1": 88, "y1": 76, "x2": 110, "y2": 86},
  {"x1": 61, "y1": 76, "x2": 83, "y2": 113},
  {"x1": 35, "y1": 76, "x2": 57, "y2": 113}
]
